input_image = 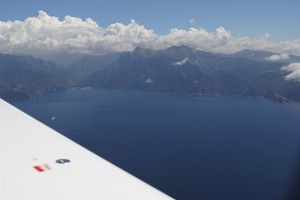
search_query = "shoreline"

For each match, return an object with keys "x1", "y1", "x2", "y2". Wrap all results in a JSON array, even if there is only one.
[{"x1": 3, "y1": 86, "x2": 295, "y2": 104}]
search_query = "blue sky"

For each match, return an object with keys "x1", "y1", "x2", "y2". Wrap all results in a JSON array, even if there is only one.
[
  {"x1": 0, "y1": 0, "x2": 299, "y2": 56},
  {"x1": 1, "y1": 0, "x2": 299, "y2": 40}
]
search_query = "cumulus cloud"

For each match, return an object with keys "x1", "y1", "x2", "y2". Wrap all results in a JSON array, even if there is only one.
[
  {"x1": 173, "y1": 57, "x2": 189, "y2": 66},
  {"x1": 0, "y1": 11, "x2": 300, "y2": 56},
  {"x1": 0, "y1": 11, "x2": 155, "y2": 54},
  {"x1": 265, "y1": 54, "x2": 290, "y2": 61},
  {"x1": 281, "y1": 63, "x2": 300, "y2": 81}
]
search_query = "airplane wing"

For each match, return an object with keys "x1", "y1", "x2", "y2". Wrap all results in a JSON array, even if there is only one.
[{"x1": 0, "y1": 99, "x2": 173, "y2": 200}]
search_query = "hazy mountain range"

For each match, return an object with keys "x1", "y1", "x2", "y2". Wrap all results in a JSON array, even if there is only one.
[{"x1": 1, "y1": 46, "x2": 300, "y2": 103}]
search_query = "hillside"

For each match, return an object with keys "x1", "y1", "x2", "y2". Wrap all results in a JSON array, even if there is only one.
[
  {"x1": 81, "y1": 46, "x2": 300, "y2": 102},
  {"x1": 0, "y1": 54, "x2": 70, "y2": 100},
  {"x1": 1, "y1": 46, "x2": 300, "y2": 102}
]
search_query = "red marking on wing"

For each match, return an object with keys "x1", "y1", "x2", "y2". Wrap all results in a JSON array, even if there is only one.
[{"x1": 33, "y1": 164, "x2": 52, "y2": 172}]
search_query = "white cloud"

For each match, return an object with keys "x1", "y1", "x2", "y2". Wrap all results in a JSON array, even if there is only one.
[
  {"x1": 265, "y1": 54, "x2": 290, "y2": 61},
  {"x1": 189, "y1": 18, "x2": 196, "y2": 24},
  {"x1": 145, "y1": 78, "x2": 153, "y2": 83},
  {"x1": 0, "y1": 11, "x2": 300, "y2": 56},
  {"x1": 173, "y1": 57, "x2": 189, "y2": 66},
  {"x1": 263, "y1": 33, "x2": 272, "y2": 39},
  {"x1": 281, "y1": 63, "x2": 300, "y2": 81}
]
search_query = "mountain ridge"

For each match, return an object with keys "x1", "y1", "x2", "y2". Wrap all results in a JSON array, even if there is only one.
[
  {"x1": 0, "y1": 53, "x2": 69, "y2": 100},
  {"x1": 1, "y1": 46, "x2": 300, "y2": 102}
]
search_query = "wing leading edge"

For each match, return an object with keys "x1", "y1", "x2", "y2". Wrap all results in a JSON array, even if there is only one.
[{"x1": 0, "y1": 99, "x2": 173, "y2": 200}]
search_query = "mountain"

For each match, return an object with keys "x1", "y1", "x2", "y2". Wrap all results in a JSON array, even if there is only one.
[
  {"x1": 1, "y1": 46, "x2": 300, "y2": 102},
  {"x1": 81, "y1": 46, "x2": 300, "y2": 102},
  {"x1": 223, "y1": 49, "x2": 300, "y2": 63},
  {"x1": 0, "y1": 54, "x2": 69, "y2": 100},
  {"x1": 33, "y1": 53, "x2": 86, "y2": 67},
  {"x1": 67, "y1": 52, "x2": 121, "y2": 83}
]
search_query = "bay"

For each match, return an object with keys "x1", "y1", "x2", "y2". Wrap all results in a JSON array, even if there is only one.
[{"x1": 11, "y1": 88, "x2": 300, "y2": 200}]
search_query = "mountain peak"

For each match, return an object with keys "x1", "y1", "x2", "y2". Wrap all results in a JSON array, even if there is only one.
[
  {"x1": 236, "y1": 49, "x2": 273, "y2": 54},
  {"x1": 162, "y1": 45, "x2": 195, "y2": 59},
  {"x1": 133, "y1": 47, "x2": 157, "y2": 57},
  {"x1": 165, "y1": 45, "x2": 193, "y2": 52}
]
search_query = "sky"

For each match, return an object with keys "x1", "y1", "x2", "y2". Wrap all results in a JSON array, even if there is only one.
[{"x1": 0, "y1": 0, "x2": 300, "y2": 55}]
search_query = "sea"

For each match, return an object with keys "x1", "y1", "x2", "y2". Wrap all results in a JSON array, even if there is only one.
[{"x1": 11, "y1": 88, "x2": 300, "y2": 200}]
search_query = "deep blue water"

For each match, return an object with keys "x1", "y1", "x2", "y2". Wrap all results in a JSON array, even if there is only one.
[{"x1": 11, "y1": 88, "x2": 300, "y2": 200}]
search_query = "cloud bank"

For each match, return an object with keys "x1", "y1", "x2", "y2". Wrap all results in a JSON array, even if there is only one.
[
  {"x1": 265, "y1": 54, "x2": 290, "y2": 61},
  {"x1": 1, "y1": 11, "x2": 300, "y2": 56},
  {"x1": 281, "y1": 63, "x2": 300, "y2": 81}
]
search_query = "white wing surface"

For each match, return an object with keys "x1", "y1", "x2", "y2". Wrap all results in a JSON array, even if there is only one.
[{"x1": 0, "y1": 99, "x2": 173, "y2": 200}]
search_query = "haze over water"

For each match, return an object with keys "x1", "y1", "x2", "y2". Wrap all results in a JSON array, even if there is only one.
[{"x1": 12, "y1": 88, "x2": 300, "y2": 199}]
